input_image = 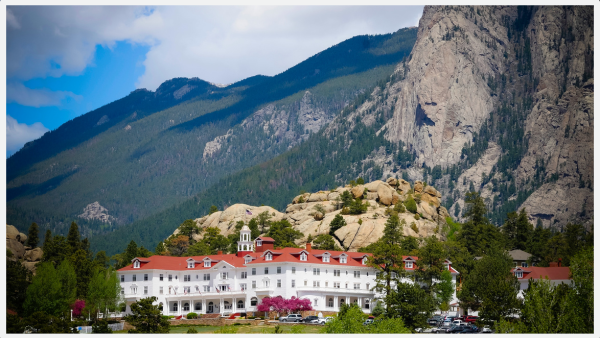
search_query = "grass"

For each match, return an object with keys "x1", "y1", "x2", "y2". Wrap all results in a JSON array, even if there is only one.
[{"x1": 113, "y1": 324, "x2": 326, "y2": 334}]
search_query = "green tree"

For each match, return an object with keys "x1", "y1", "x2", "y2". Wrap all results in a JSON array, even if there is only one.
[
  {"x1": 92, "y1": 320, "x2": 113, "y2": 333},
  {"x1": 340, "y1": 190, "x2": 354, "y2": 207},
  {"x1": 458, "y1": 248, "x2": 520, "y2": 322},
  {"x1": 41, "y1": 235, "x2": 70, "y2": 266},
  {"x1": 94, "y1": 251, "x2": 109, "y2": 270},
  {"x1": 26, "y1": 222, "x2": 40, "y2": 248},
  {"x1": 457, "y1": 192, "x2": 504, "y2": 256},
  {"x1": 67, "y1": 221, "x2": 81, "y2": 252},
  {"x1": 24, "y1": 262, "x2": 65, "y2": 317},
  {"x1": 124, "y1": 296, "x2": 170, "y2": 333},
  {"x1": 322, "y1": 303, "x2": 366, "y2": 333},
  {"x1": 6, "y1": 258, "x2": 32, "y2": 314},
  {"x1": 166, "y1": 235, "x2": 190, "y2": 257},
  {"x1": 500, "y1": 211, "x2": 519, "y2": 249},
  {"x1": 69, "y1": 249, "x2": 93, "y2": 299},
  {"x1": 257, "y1": 211, "x2": 273, "y2": 233},
  {"x1": 514, "y1": 208, "x2": 533, "y2": 251},
  {"x1": 267, "y1": 220, "x2": 303, "y2": 248},
  {"x1": 386, "y1": 282, "x2": 434, "y2": 329},
  {"x1": 399, "y1": 236, "x2": 419, "y2": 255},
  {"x1": 57, "y1": 259, "x2": 78, "y2": 312},
  {"x1": 329, "y1": 214, "x2": 347, "y2": 235},
  {"x1": 526, "y1": 225, "x2": 552, "y2": 266},
  {"x1": 311, "y1": 234, "x2": 342, "y2": 251},
  {"x1": 403, "y1": 195, "x2": 417, "y2": 213},
  {"x1": 187, "y1": 227, "x2": 229, "y2": 255},
  {"x1": 178, "y1": 219, "x2": 200, "y2": 241},
  {"x1": 42, "y1": 229, "x2": 52, "y2": 251},
  {"x1": 209, "y1": 205, "x2": 219, "y2": 215},
  {"x1": 348, "y1": 198, "x2": 368, "y2": 215},
  {"x1": 564, "y1": 246, "x2": 593, "y2": 332},
  {"x1": 415, "y1": 236, "x2": 446, "y2": 295},
  {"x1": 137, "y1": 246, "x2": 153, "y2": 258},
  {"x1": 437, "y1": 270, "x2": 454, "y2": 311},
  {"x1": 248, "y1": 218, "x2": 261, "y2": 239},
  {"x1": 520, "y1": 278, "x2": 571, "y2": 333},
  {"x1": 371, "y1": 300, "x2": 385, "y2": 317},
  {"x1": 155, "y1": 241, "x2": 167, "y2": 255},
  {"x1": 86, "y1": 267, "x2": 122, "y2": 320},
  {"x1": 356, "y1": 177, "x2": 365, "y2": 184},
  {"x1": 370, "y1": 318, "x2": 411, "y2": 333},
  {"x1": 23, "y1": 311, "x2": 78, "y2": 333}
]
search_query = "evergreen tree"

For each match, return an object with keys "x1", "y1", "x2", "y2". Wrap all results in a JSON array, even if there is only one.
[
  {"x1": 256, "y1": 211, "x2": 273, "y2": 233},
  {"x1": 155, "y1": 241, "x2": 167, "y2": 255},
  {"x1": 404, "y1": 195, "x2": 417, "y2": 214},
  {"x1": 24, "y1": 262, "x2": 65, "y2": 317},
  {"x1": 26, "y1": 222, "x2": 39, "y2": 248},
  {"x1": 57, "y1": 259, "x2": 78, "y2": 313},
  {"x1": 457, "y1": 192, "x2": 504, "y2": 256},
  {"x1": 124, "y1": 297, "x2": 170, "y2": 333},
  {"x1": 67, "y1": 221, "x2": 81, "y2": 252},
  {"x1": 311, "y1": 234, "x2": 342, "y2": 251},
  {"x1": 387, "y1": 282, "x2": 434, "y2": 329},
  {"x1": 266, "y1": 220, "x2": 303, "y2": 248},
  {"x1": 178, "y1": 219, "x2": 200, "y2": 241},
  {"x1": 41, "y1": 235, "x2": 70, "y2": 266},
  {"x1": 329, "y1": 214, "x2": 347, "y2": 235},
  {"x1": 6, "y1": 258, "x2": 32, "y2": 314},
  {"x1": 514, "y1": 208, "x2": 533, "y2": 251},
  {"x1": 70, "y1": 248, "x2": 93, "y2": 299},
  {"x1": 94, "y1": 251, "x2": 109, "y2": 269},
  {"x1": 501, "y1": 211, "x2": 519, "y2": 249},
  {"x1": 415, "y1": 236, "x2": 447, "y2": 295},
  {"x1": 209, "y1": 205, "x2": 219, "y2": 215},
  {"x1": 248, "y1": 218, "x2": 261, "y2": 239},
  {"x1": 42, "y1": 229, "x2": 52, "y2": 251}
]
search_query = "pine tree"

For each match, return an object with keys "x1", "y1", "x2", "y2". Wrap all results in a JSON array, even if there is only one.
[
  {"x1": 43, "y1": 229, "x2": 52, "y2": 251},
  {"x1": 26, "y1": 222, "x2": 39, "y2": 248},
  {"x1": 67, "y1": 222, "x2": 81, "y2": 252}
]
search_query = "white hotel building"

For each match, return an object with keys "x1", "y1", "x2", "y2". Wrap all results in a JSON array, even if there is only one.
[{"x1": 118, "y1": 226, "x2": 460, "y2": 316}]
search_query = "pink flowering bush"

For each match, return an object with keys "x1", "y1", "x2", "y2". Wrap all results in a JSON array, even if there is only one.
[
  {"x1": 71, "y1": 299, "x2": 86, "y2": 317},
  {"x1": 257, "y1": 296, "x2": 313, "y2": 315}
]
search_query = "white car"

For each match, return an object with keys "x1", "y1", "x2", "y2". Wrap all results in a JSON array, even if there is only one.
[
  {"x1": 279, "y1": 314, "x2": 303, "y2": 322},
  {"x1": 316, "y1": 317, "x2": 334, "y2": 325},
  {"x1": 482, "y1": 325, "x2": 493, "y2": 333}
]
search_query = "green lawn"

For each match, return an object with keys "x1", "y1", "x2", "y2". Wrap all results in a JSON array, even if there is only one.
[{"x1": 114, "y1": 324, "x2": 325, "y2": 334}]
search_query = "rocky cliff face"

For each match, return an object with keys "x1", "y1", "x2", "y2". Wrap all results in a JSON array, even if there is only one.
[
  {"x1": 6, "y1": 224, "x2": 43, "y2": 274},
  {"x1": 78, "y1": 201, "x2": 115, "y2": 224},
  {"x1": 171, "y1": 178, "x2": 449, "y2": 251}
]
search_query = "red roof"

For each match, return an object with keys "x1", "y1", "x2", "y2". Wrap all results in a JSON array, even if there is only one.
[
  {"x1": 257, "y1": 236, "x2": 275, "y2": 242},
  {"x1": 512, "y1": 266, "x2": 571, "y2": 280}
]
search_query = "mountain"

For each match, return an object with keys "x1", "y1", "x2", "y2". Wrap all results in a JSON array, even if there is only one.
[
  {"x1": 88, "y1": 5, "x2": 593, "y2": 256},
  {"x1": 7, "y1": 27, "x2": 417, "y2": 240}
]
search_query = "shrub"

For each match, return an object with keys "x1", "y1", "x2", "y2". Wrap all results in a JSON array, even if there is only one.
[
  {"x1": 187, "y1": 327, "x2": 198, "y2": 333},
  {"x1": 394, "y1": 202, "x2": 406, "y2": 213},
  {"x1": 349, "y1": 199, "x2": 368, "y2": 215},
  {"x1": 92, "y1": 320, "x2": 113, "y2": 333},
  {"x1": 290, "y1": 324, "x2": 305, "y2": 333},
  {"x1": 298, "y1": 196, "x2": 305, "y2": 203},
  {"x1": 413, "y1": 194, "x2": 422, "y2": 204},
  {"x1": 329, "y1": 214, "x2": 347, "y2": 234},
  {"x1": 414, "y1": 213, "x2": 420, "y2": 220},
  {"x1": 358, "y1": 219, "x2": 363, "y2": 225},
  {"x1": 404, "y1": 196, "x2": 417, "y2": 214},
  {"x1": 215, "y1": 326, "x2": 238, "y2": 334},
  {"x1": 313, "y1": 204, "x2": 326, "y2": 214},
  {"x1": 187, "y1": 312, "x2": 198, "y2": 319},
  {"x1": 340, "y1": 207, "x2": 350, "y2": 215},
  {"x1": 350, "y1": 180, "x2": 357, "y2": 187},
  {"x1": 410, "y1": 222, "x2": 419, "y2": 233},
  {"x1": 274, "y1": 325, "x2": 283, "y2": 334},
  {"x1": 357, "y1": 177, "x2": 365, "y2": 184}
]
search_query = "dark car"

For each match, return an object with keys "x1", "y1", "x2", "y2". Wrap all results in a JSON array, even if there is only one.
[
  {"x1": 458, "y1": 325, "x2": 479, "y2": 334},
  {"x1": 428, "y1": 315, "x2": 443, "y2": 325},
  {"x1": 302, "y1": 315, "x2": 319, "y2": 323},
  {"x1": 446, "y1": 325, "x2": 465, "y2": 334}
]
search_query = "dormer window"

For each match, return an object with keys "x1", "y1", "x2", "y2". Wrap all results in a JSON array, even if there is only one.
[
  {"x1": 133, "y1": 260, "x2": 140, "y2": 269},
  {"x1": 323, "y1": 255, "x2": 330, "y2": 263},
  {"x1": 362, "y1": 257, "x2": 368, "y2": 265},
  {"x1": 444, "y1": 264, "x2": 450, "y2": 270},
  {"x1": 340, "y1": 256, "x2": 347, "y2": 264},
  {"x1": 204, "y1": 260, "x2": 211, "y2": 268},
  {"x1": 266, "y1": 253, "x2": 273, "y2": 261},
  {"x1": 300, "y1": 253, "x2": 307, "y2": 261},
  {"x1": 256, "y1": 240, "x2": 262, "y2": 247},
  {"x1": 245, "y1": 257, "x2": 251, "y2": 264},
  {"x1": 188, "y1": 262, "x2": 195, "y2": 269},
  {"x1": 405, "y1": 261, "x2": 413, "y2": 269},
  {"x1": 515, "y1": 271, "x2": 523, "y2": 278}
]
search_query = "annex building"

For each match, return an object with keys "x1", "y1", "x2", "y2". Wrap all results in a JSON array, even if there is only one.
[{"x1": 118, "y1": 226, "x2": 460, "y2": 317}]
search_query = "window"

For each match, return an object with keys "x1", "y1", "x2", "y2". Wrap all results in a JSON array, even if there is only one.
[
  {"x1": 245, "y1": 257, "x2": 251, "y2": 264},
  {"x1": 366, "y1": 283, "x2": 370, "y2": 290},
  {"x1": 203, "y1": 273, "x2": 210, "y2": 281},
  {"x1": 159, "y1": 274, "x2": 163, "y2": 281},
  {"x1": 183, "y1": 303, "x2": 190, "y2": 311},
  {"x1": 264, "y1": 280, "x2": 270, "y2": 288},
  {"x1": 521, "y1": 262, "x2": 528, "y2": 267},
  {"x1": 277, "y1": 266, "x2": 282, "y2": 274},
  {"x1": 405, "y1": 261, "x2": 413, "y2": 269},
  {"x1": 221, "y1": 272, "x2": 228, "y2": 280},
  {"x1": 264, "y1": 267, "x2": 269, "y2": 274},
  {"x1": 203, "y1": 285, "x2": 210, "y2": 292},
  {"x1": 252, "y1": 268, "x2": 256, "y2": 276},
  {"x1": 266, "y1": 252, "x2": 273, "y2": 261},
  {"x1": 240, "y1": 283, "x2": 247, "y2": 291},
  {"x1": 364, "y1": 299, "x2": 370, "y2": 309},
  {"x1": 159, "y1": 286, "x2": 163, "y2": 294},
  {"x1": 340, "y1": 256, "x2": 347, "y2": 264},
  {"x1": 291, "y1": 280, "x2": 296, "y2": 288},
  {"x1": 304, "y1": 280, "x2": 308, "y2": 286},
  {"x1": 256, "y1": 240, "x2": 262, "y2": 246},
  {"x1": 184, "y1": 275, "x2": 191, "y2": 282},
  {"x1": 168, "y1": 274, "x2": 173, "y2": 282},
  {"x1": 131, "y1": 286, "x2": 137, "y2": 294},
  {"x1": 133, "y1": 275, "x2": 137, "y2": 282},
  {"x1": 134, "y1": 260, "x2": 140, "y2": 268},
  {"x1": 362, "y1": 257, "x2": 368, "y2": 265},
  {"x1": 195, "y1": 302, "x2": 202, "y2": 311},
  {"x1": 313, "y1": 281, "x2": 320, "y2": 287},
  {"x1": 354, "y1": 271, "x2": 360, "y2": 278},
  {"x1": 204, "y1": 260, "x2": 211, "y2": 268},
  {"x1": 313, "y1": 268, "x2": 320, "y2": 275},
  {"x1": 220, "y1": 285, "x2": 227, "y2": 291},
  {"x1": 277, "y1": 279, "x2": 282, "y2": 288},
  {"x1": 323, "y1": 255, "x2": 330, "y2": 263},
  {"x1": 184, "y1": 286, "x2": 191, "y2": 293},
  {"x1": 325, "y1": 281, "x2": 328, "y2": 287},
  {"x1": 144, "y1": 286, "x2": 148, "y2": 294},
  {"x1": 334, "y1": 282, "x2": 340, "y2": 288},
  {"x1": 172, "y1": 303, "x2": 178, "y2": 312},
  {"x1": 241, "y1": 272, "x2": 247, "y2": 279},
  {"x1": 345, "y1": 283, "x2": 348, "y2": 289},
  {"x1": 188, "y1": 261, "x2": 194, "y2": 268},
  {"x1": 334, "y1": 270, "x2": 340, "y2": 277},
  {"x1": 292, "y1": 267, "x2": 296, "y2": 274},
  {"x1": 516, "y1": 271, "x2": 523, "y2": 278},
  {"x1": 252, "y1": 281, "x2": 256, "y2": 289},
  {"x1": 354, "y1": 283, "x2": 360, "y2": 290},
  {"x1": 121, "y1": 287, "x2": 124, "y2": 295},
  {"x1": 300, "y1": 253, "x2": 307, "y2": 261},
  {"x1": 120, "y1": 275, "x2": 124, "y2": 282},
  {"x1": 328, "y1": 298, "x2": 334, "y2": 307},
  {"x1": 314, "y1": 298, "x2": 318, "y2": 306},
  {"x1": 251, "y1": 297, "x2": 258, "y2": 306}
]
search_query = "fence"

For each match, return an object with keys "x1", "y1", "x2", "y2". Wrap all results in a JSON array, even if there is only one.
[{"x1": 77, "y1": 322, "x2": 124, "y2": 333}]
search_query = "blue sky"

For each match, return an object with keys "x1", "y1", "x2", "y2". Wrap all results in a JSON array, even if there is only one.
[{"x1": 6, "y1": 6, "x2": 424, "y2": 157}]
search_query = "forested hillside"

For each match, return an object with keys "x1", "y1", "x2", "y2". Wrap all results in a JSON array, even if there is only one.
[{"x1": 7, "y1": 28, "x2": 417, "y2": 240}]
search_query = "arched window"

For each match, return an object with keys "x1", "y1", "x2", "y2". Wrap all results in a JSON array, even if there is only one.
[
  {"x1": 340, "y1": 298, "x2": 345, "y2": 305},
  {"x1": 237, "y1": 300, "x2": 244, "y2": 309},
  {"x1": 195, "y1": 302, "x2": 202, "y2": 311},
  {"x1": 133, "y1": 260, "x2": 140, "y2": 268},
  {"x1": 251, "y1": 297, "x2": 258, "y2": 306},
  {"x1": 266, "y1": 252, "x2": 273, "y2": 261},
  {"x1": 183, "y1": 303, "x2": 190, "y2": 311},
  {"x1": 172, "y1": 302, "x2": 178, "y2": 311},
  {"x1": 364, "y1": 299, "x2": 370, "y2": 309}
]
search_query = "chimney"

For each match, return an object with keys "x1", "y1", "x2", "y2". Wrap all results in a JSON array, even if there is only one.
[
  {"x1": 558, "y1": 258, "x2": 562, "y2": 267},
  {"x1": 218, "y1": 251, "x2": 223, "y2": 255},
  {"x1": 306, "y1": 243, "x2": 312, "y2": 251}
]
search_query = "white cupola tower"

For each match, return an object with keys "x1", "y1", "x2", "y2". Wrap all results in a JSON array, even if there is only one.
[{"x1": 237, "y1": 225, "x2": 254, "y2": 256}]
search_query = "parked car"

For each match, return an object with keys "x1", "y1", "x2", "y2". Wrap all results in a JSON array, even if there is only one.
[
  {"x1": 316, "y1": 317, "x2": 333, "y2": 325},
  {"x1": 279, "y1": 314, "x2": 302, "y2": 322},
  {"x1": 441, "y1": 319, "x2": 453, "y2": 327},
  {"x1": 458, "y1": 325, "x2": 479, "y2": 334},
  {"x1": 481, "y1": 325, "x2": 493, "y2": 333},
  {"x1": 302, "y1": 315, "x2": 319, "y2": 323},
  {"x1": 463, "y1": 315, "x2": 478, "y2": 323},
  {"x1": 428, "y1": 315, "x2": 443, "y2": 325},
  {"x1": 446, "y1": 325, "x2": 465, "y2": 334},
  {"x1": 452, "y1": 320, "x2": 464, "y2": 326}
]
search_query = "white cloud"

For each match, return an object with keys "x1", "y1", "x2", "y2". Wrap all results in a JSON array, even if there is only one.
[
  {"x1": 7, "y1": 6, "x2": 423, "y2": 91},
  {"x1": 7, "y1": 82, "x2": 83, "y2": 108},
  {"x1": 6, "y1": 115, "x2": 50, "y2": 155},
  {"x1": 7, "y1": 8, "x2": 21, "y2": 29}
]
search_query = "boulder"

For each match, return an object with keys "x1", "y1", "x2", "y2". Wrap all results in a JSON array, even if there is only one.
[
  {"x1": 414, "y1": 181, "x2": 424, "y2": 194},
  {"x1": 391, "y1": 191, "x2": 402, "y2": 205},
  {"x1": 18, "y1": 233, "x2": 27, "y2": 244},
  {"x1": 377, "y1": 184, "x2": 394, "y2": 206},
  {"x1": 364, "y1": 180, "x2": 385, "y2": 192},
  {"x1": 421, "y1": 186, "x2": 441, "y2": 207},
  {"x1": 6, "y1": 225, "x2": 19, "y2": 240},
  {"x1": 397, "y1": 179, "x2": 411, "y2": 194},
  {"x1": 314, "y1": 212, "x2": 324, "y2": 221},
  {"x1": 7, "y1": 238, "x2": 25, "y2": 260},
  {"x1": 386, "y1": 177, "x2": 398, "y2": 186},
  {"x1": 438, "y1": 206, "x2": 450, "y2": 219},
  {"x1": 327, "y1": 191, "x2": 340, "y2": 201},
  {"x1": 286, "y1": 204, "x2": 306, "y2": 213},
  {"x1": 25, "y1": 247, "x2": 44, "y2": 262},
  {"x1": 307, "y1": 192, "x2": 328, "y2": 202},
  {"x1": 22, "y1": 262, "x2": 38, "y2": 274},
  {"x1": 292, "y1": 193, "x2": 310, "y2": 204},
  {"x1": 365, "y1": 192, "x2": 379, "y2": 201},
  {"x1": 351, "y1": 185, "x2": 365, "y2": 199}
]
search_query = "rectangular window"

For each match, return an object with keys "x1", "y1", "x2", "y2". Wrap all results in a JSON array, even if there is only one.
[
  {"x1": 292, "y1": 267, "x2": 296, "y2": 274},
  {"x1": 521, "y1": 262, "x2": 528, "y2": 267},
  {"x1": 277, "y1": 279, "x2": 282, "y2": 288},
  {"x1": 183, "y1": 275, "x2": 189, "y2": 282},
  {"x1": 405, "y1": 261, "x2": 413, "y2": 269},
  {"x1": 304, "y1": 280, "x2": 308, "y2": 286},
  {"x1": 144, "y1": 286, "x2": 148, "y2": 294},
  {"x1": 241, "y1": 283, "x2": 247, "y2": 291},
  {"x1": 277, "y1": 267, "x2": 282, "y2": 274},
  {"x1": 354, "y1": 283, "x2": 360, "y2": 290},
  {"x1": 252, "y1": 281, "x2": 256, "y2": 289},
  {"x1": 241, "y1": 272, "x2": 247, "y2": 279},
  {"x1": 323, "y1": 256, "x2": 330, "y2": 263},
  {"x1": 159, "y1": 286, "x2": 163, "y2": 294},
  {"x1": 354, "y1": 271, "x2": 360, "y2": 278},
  {"x1": 222, "y1": 272, "x2": 228, "y2": 280},
  {"x1": 516, "y1": 271, "x2": 523, "y2": 278},
  {"x1": 168, "y1": 274, "x2": 172, "y2": 282},
  {"x1": 334, "y1": 270, "x2": 340, "y2": 277},
  {"x1": 159, "y1": 274, "x2": 163, "y2": 281},
  {"x1": 220, "y1": 285, "x2": 227, "y2": 291},
  {"x1": 325, "y1": 281, "x2": 328, "y2": 287},
  {"x1": 313, "y1": 281, "x2": 320, "y2": 287},
  {"x1": 133, "y1": 274, "x2": 136, "y2": 282},
  {"x1": 203, "y1": 273, "x2": 210, "y2": 281},
  {"x1": 334, "y1": 282, "x2": 340, "y2": 288},
  {"x1": 204, "y1": 261, "x2": 211, "y2": 267},
  {"x1": 313, "y1": 268, "x2": 320, "y2": 275},
  {"x1": 291, "y1": 280, "x2": 296, "y2": 288},
  {"x1": 264, "y1": 267, "x2": 269, "y2": 275},
  {"x1": 204, "y1": 285, "x2": 210, "y2": 292},
  {"x1": 340, "y1": 256, "x2": 347, "y2": 264},
  {"x1": 252, "y1": 268, "x2": 256, "y2": 276},
  {"x1": 328, "y1": 298, "x2": 334, "y2": 307},
  {"x1": 121, "y1": 287, "x2": 124, "y2": 295},
  {"x1": 120, "y1": 275, "x2": 124, "y2": 282}
]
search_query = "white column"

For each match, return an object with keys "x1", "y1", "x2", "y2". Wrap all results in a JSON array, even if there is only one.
[
  {"x1": 178, "y1": 300, "x2": 181, "y2": 316},
  {"x1": 202, "y1": 299, "x2": 206, "y2": 314},
  {"x1": 358, "y1": 297, "x2": 361, "y2": 308},
  {"x1": 346, "y1": 296, "x2": 350, "y2": 304},
  {"x1": 334, "y1": 296, "x2": 338, "y2": 311}
]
